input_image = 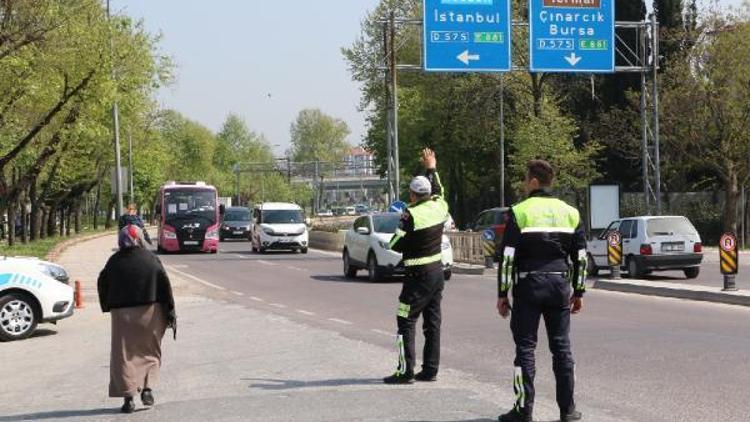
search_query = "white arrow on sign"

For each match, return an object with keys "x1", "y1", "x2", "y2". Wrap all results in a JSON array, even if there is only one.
[
  {"x1": 565, "y1": 53, "x2": 582, "y2": 66},
  {"x1": 457, "y1": 50, "x2": 480, "y2": 65}
]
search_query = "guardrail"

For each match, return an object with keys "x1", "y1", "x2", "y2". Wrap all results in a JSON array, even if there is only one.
[{"x1": 446, "y1": 232, "x2": 485, "y2": 266}]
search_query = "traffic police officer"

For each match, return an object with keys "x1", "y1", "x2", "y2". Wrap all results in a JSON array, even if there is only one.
[
  {"x1": 497, "y1": 160, "x2": 586, "y2": 422},
  {"x1": 384, "y1": 148, "x2": 449, "y2": 384}
]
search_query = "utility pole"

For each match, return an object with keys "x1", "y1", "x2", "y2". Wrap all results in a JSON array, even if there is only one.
[
  {"x1": 107, "y1": 0, "x2": 124, "y2": 219},
  {"x1": 651, "y1": 14, "x2": 662, "y2": 215},
  {"x1": 389, "y1": 11, "x2": 401, "y2": 201},
  {"x1": 128, "y1": 129, "x2": 134, "y2": 204},
  {"x1": 499, "y1": 75, "x2": 506, "y2": 208}
]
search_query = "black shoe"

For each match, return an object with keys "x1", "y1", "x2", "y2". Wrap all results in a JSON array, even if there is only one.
[
  {"x1": 414, "y1": 371, "x2": 437, "y2": 382},
  {"x1": 141, "y1": 388, "x2": 155, "y2": 406},
  {"x1": 383, "y1": 372, "x2": 414, "y2": 384},
  {"x1": 121, "y1": 397, "x2": 135, "y2": 414},
  {"x1": 498, "y1": 408, "x2": 531, "y2": 422},
  {"x1": 561, "y1": 409, "x2": 582, "y2": 421}
]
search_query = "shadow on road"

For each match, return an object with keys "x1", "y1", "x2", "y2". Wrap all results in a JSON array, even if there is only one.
[
  {"x1": 245, "y1": 377, "x2": 383, "y2": 390},
  {"x1": 310, "y1": 275, "x2": 402, "y2": 284},
  {"x1": 0, "y1": 408, "x2": 138, "y2": 421},
  {"x1": 28, "y1": 328, "x2": 58, "y2": 339}
]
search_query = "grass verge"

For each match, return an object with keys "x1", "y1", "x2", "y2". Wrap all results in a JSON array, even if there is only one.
[{"x1": 0, "y1": 226, "x2": 113, "y2": 259}]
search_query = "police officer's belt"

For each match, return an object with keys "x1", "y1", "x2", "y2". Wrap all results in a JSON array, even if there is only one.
[{"x1": 518, "y1": 271, "x2": 567, "y2": 278}]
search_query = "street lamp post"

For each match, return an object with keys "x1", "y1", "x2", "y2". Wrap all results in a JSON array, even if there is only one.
[{"x1": 106, "y1": 0, "x2": 124, "y2": 219}]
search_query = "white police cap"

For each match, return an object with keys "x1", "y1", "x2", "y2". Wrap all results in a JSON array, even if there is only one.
[{"x1": 409, "y1": 176, "x2": 432, "y2": 195}]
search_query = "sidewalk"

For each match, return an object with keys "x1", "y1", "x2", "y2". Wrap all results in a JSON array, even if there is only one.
[{"x1": 0, "y1": 234, "x2": 628, "y2": 422}]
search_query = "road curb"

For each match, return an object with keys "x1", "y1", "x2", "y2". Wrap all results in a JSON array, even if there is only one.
[
  {"x1": 593, "y1": 279, "x2": 750, "y2": 307},
  {"x1": 46, "y1": 230, "x2": 117, "y2": 262},
  {"x1": 452, "y1": 265, "x2": 489, "y2": 275}
]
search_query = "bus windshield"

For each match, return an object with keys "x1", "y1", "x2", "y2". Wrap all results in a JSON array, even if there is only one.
[{"x1": 163, "y1": 189, "x2": 217, "y2": 226}]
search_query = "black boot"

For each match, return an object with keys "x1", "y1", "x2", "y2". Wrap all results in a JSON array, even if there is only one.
[
  {"x1": 383, "y1": 371, "x2": 414, "y2": 384},
  {"x1": 560, "y1": 409, "x2": 582, "y2": 421},
  {"x1": 141, "y1": 388, "x2": 155, "y2": 406},
  {"x1": 121, "y1": 397, "x2": 135, "y2": 414},
  {"x1": 414, "y1": 370, "x2": 437, "y2": 382},
  {"x1": 497, "y1": 408, "x2": 531, "y2": 422}
]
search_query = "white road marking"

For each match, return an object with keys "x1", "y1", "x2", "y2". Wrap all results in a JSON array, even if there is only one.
[
  {"x1": 296, "y1": 309, "x2": 316, "y2": 316},
  {"x1": 311, "y1": 249, "x2": 341, "y2": 257},
  {"x1": 235, "y1": 254, "x2": 249, "y2": 259},
  {"x1": 258, "y1": 260, "x2": 278, "y2": 266},
  {"x1": 370, "y1": 329, "x2": 393, "y2": 337},
  {"x1": 269, "y1": 303, "x2": 287, "y2": 309},
  {"x1": 231, "y1": 291, "x2": 245, "y2": 296},
  {"x1": 166, "y1": 266, "x2": 227, "y2": 291},
  {"x1": 328, "y1": 318, "x2": 353, "y2": 325},
  {"x1": 288, "y1": 266, "x2": 306, "y2": 272},
  {"x1": 250, "y1": 296, "x2": 265, "y2": 302},
  {"x1": 170, "y1": 264, "x2": 189, "y2": 269}
]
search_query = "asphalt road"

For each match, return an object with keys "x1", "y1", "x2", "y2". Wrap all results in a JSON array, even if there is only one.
[{"x1": 158, "y1": 241, "x2": 750, "y2": 422}]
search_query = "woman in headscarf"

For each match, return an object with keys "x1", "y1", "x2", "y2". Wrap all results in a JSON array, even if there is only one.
[{"x1": 98, "y1": 225, "x2": 176, "y2": 413}]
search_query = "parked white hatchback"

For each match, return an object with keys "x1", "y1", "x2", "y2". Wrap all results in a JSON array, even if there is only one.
[
  {"x1": 588, "y1": 216, "x2": 703, "y2": 278},
  {"x1": 342, "y1": 212, "x2": 453, "y2": 282},
  {"x1": 0, "y1": 256, "x2": 74, "y2": 341}
]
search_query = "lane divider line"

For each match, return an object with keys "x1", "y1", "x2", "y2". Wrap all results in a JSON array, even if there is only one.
[
  {"x1": 231, "y1": 291, "x2": 245, "y2": 296},
  {"x1": 234, "y1": 254, "x2": 249, "y2": 259},
  {"x1": 370, "y1": 329, "x2": 393, "y2": 337},
  {"x1": 269, "y1": 303, "x2": 287, "y2": 309},
  {"x1": 166, "y1": 266, "x2": 227, "y2": 291},
  {"x1": 310, "y1": 249, "x2": 341, "y2": 257},
  {"x1": 258, "y1": 260, "x2": 278, "y2": 266},
  {"x1": 296, "y1": 309, "x2": 316, "y2": 316},
  {"x1": 250, "y1": 296, "x2": 264, "y2": 302},
  {"x1": 328, "y1": 318, "x2": 353, "y2": 325}
]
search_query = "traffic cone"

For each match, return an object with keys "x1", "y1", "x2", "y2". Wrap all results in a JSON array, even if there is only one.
[{"x1": 74, "y1": 280, "x2": 84, "y2": 309}]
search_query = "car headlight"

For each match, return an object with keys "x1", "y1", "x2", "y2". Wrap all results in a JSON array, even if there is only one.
[
  {"x1": 38, "y1": 263, "x2": 69, "y2": 284},
  {"x1": 163, "y1": 231, "x2": 177, "y2": 240},
  {"x1": 206, "y1": 228, "x2": 219, "y2": 240},
  {"x1": 263, "y1": 228, "x2": 276, "y2": 236},
  {"x1": 378, "y1": 240, "x2": 390, "y2": 250}
]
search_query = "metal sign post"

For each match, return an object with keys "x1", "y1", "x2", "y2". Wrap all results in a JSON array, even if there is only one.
[
  {"x1": 529, "y1": 0, "x2": 615, "y2": 73},
  {"x1": 607, "y1": 231, "x2": 623, "y2": 279},
  {"x1": 423, "y1": 0, "x2": 512, "y2": 72},
  {"x1": 720, "y1": 232, "x2": 739, "y2": 291}
]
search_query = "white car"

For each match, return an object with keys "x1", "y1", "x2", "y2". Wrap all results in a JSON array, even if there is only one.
[
  {"x1": 588, "y1": 216, "x2": 703, "y2": 278},
  {"x1": 342, "y1": 212, "x2": 454, "y2": 282},
  {"x1": 251, "y1": 202, "x2": 310, "y2": 254},
  {"x1": 0, "y1": 257, "x2": 75, "y2": 341}
]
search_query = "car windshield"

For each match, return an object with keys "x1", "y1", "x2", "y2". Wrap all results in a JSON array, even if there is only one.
[
  {"x1": 372, "y1": 214, "x2": 401, "y2": 234},
  {"x1": 646, "y1": 217, "x2": 698, "y2": 236},
  {"x1": 224, "y1": 210, "x2": 250, "y2": 221},
  {"x1": 164, "y1": 190, "x2": 216, "y2": 225},
  {"x1": 262, "y1": 210, "x2": 303, "y2": 224}
]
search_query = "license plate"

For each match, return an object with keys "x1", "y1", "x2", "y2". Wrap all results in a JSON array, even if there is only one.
[
  {"x1": 279, "y1": 238, "x2": 293, "y2": 243},
  {"x1": 661, "y1": 242, "x2": 684, "y2": 252},
  {"x1": 233, "y1": 231, "x2": 243, "y2": 235},
  {"x1": 183, "y1": 241, "x2": 199, "y2": 246}
]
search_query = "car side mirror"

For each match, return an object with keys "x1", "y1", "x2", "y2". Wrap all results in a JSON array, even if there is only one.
[
  {"x1": 356, "y1": 227, "x2": 370, "y2": 235},
  {"x1": 219, "y1": 204, "x2": 226, "y2": 215},
  {"x1": 155, "y1": 204, "x2": 161, "y2": 215}
]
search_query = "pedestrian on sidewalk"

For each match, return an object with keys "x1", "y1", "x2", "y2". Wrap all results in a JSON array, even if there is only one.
[
  {"x1": 384, "y1": 148, "x2": 449, "y2": 384},
  {"x1": 118, "y1": 203, "x2": 152, "y2": 245},
  {"x1": 496, "y1": 160, "x2": 587, "y2": 422},
  {"x1": 97, "y1": 225, "x2": 176, "y2": 413}
]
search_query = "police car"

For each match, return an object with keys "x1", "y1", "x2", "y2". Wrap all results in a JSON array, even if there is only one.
[{"x1": 0, "y1": 257, "x2": 74, "y2": 341}]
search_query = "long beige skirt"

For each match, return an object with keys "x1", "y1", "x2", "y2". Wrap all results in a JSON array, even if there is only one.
[{"x1": 109, "y1": 303, "x2": 167, "y2": 398}]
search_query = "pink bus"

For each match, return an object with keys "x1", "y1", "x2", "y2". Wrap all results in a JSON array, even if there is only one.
[{"x1": 154, "y1": 181, "x2": 221, "y2": 253}]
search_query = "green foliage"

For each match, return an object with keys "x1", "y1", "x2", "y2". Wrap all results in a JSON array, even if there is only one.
[{"x1": 289, "y1": 108, "x2": 351, "y2": 163}]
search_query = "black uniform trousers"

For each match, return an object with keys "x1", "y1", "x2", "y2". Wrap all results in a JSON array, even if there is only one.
[
  {"x1": 510, "y1": 273, "x2": 575, "y2": 416},
  {"x1": 396, "y1": 266, "x2": 444, "y2": 375}
]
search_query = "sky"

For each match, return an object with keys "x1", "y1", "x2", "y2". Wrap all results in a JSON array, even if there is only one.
[{"x1": 116, "y1": 0, "x2": 745, "y2": 156}]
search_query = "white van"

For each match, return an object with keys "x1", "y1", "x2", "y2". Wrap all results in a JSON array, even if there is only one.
[
  {"x1": 251, "y1": 203, "x2": 309, "y2": 254},
  {"x1": 588, "y1": 216, "x2": 703, "y2": 278}
]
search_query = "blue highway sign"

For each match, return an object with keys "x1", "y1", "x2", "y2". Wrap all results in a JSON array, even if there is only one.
[
  {"x1": 423, "y1": 0, "x2": 511, "y2": 72},
  {"x1": 529, "y1": 0, "x2": 615, "y2": 73}
]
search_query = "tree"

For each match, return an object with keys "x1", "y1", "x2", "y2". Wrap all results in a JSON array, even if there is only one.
[
  {"x1": 289, "y1": 109, "x2": 351, "y2": 163},
  {"x1": 660, "y1": 17, "x2": 750, "y2": 232}
]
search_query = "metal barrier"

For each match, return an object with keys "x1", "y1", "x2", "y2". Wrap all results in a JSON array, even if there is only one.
[{"x1": 446, "y1": 232, "x2": 486, "y2": 266}]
